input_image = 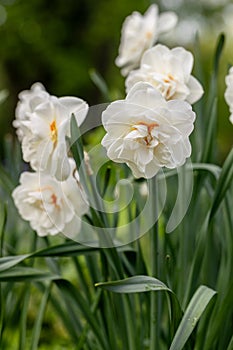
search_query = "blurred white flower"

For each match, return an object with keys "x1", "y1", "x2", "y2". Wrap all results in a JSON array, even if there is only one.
[
  {"x1": 126, "y1": 44, "x2": 203, "y2": 104},
  {"x1": 115, "y1": 5, "x2": 178, "y2": 76},
  {"x1": 101, "y1": 82, "x2": 195, "y2": 179},
  {"x1": 14, "y1": 83, "x2": 88, "y2": 180},
  {"x1": 12, "y1": 159, "x2": 89, "y2": 237},
  {"x1": 224, "y1": 66, "x2": 233, "y2": 124}
]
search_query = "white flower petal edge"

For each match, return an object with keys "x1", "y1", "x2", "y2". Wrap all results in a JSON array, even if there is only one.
[
  {"x1": 12, "y1": 159, "x2": 89, "y2": 237},
  {"x1": 13, "y1": 83, "x2": 50, "y2": 141},
  {"x1": 101, "y1": 82, "x2": 195, "y2": 179},
  {"x1": 126, "y1": 44, "x2": 204, "y2": 104},
  {"x1": 115, "y1": 5, "x2": 177, "y2": 77},
  {"x1": 224, "y1": 66, "x2": 233, "y2": 124},
  {"x1": 13, "y1": 82, "x2": 88, "y2": 139}
]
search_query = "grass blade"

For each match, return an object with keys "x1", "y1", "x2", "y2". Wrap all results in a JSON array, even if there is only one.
[
  {"x1": 55, "y1": 279, "x2": 109, "y2": 350},
  {"x1": 30, "y1": 283, "x2": 51, "y2": 350},
  {"x1": 0, "y1": 267, "x2": 59, "y2": 282},
  {"x1": 209, "y1": 147, "x2": 233, "y2": 221},
  {"x1": 95, "y1": 275, "x2": 172, "y2": 293},
  {"x1": 169, "y1": 285, "x2": 216, "y2": 350},
  {"x1": 89, "y1": 68, "x2": 110, "y2": 101}
]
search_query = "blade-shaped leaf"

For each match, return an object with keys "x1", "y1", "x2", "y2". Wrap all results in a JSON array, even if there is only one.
[
  {"x1": 30, "y1": 283, "x2": 51, "y2": 350},
  {"x1": 0, "y1": 267, "x2": 59, "y2": 282},
  {"x1": 69, "y1": 114, "x2": 84, "y2": 170},
  {"x1": 0, "y1": 255, "x2": 29, "y2": 272},
  {"x1": 55, "y1": 279, "x2": 109, "y2": 350},
  {"x1": 209, "y1": 147, "x2": 233, "y2": 221},
  {"x1": 96, "y1": 275, "x2": 183, "y2": 339},
  {"x1": 169, "y1": 285, "x2": 216, "y2": 350},
  {"x1": 89, "y1": 68, "x2": 110, "y2": 100},
  {"x1": 95, "y1": 275, "x2": 171, "y2": 293}
]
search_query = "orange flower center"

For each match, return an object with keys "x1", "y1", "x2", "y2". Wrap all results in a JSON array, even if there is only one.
[
  {"x1": 51, "y1": 193, "x2": 60, "y2": 210},
  {"x1": 50, "y1": 120, "x2": 58, "y2": 145},
  {"x1": 132, "y1": 121, "x2": 159, "y2": 146}
]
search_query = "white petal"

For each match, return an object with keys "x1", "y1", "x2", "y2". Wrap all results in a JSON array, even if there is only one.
[
  {"x1": 171, "y1": 47, "x2": 194, "y2": 78},
  {"x1": 59, "y1": 96, "x2": 88, "y2": 126},
  {"x1": 126, "y1": 82, "x2": 166, "y2": 110},
  {"x1": 141, "y1": 45, "x2": 170, "y2": 68},
  {"x1": 186, "y1": 76, "x2": 204, "y2": 104},
  {"x1": 157, "y1": 12, "x2": 178, "y2": 34}
]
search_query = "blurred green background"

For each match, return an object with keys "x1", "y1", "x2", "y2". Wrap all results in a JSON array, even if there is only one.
[{"x1": 0, "y1": 0, "x2": 232, "y2": 160}]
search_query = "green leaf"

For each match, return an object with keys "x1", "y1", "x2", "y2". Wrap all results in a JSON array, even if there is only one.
[
  {"x1": 226, "y1": 334, "x2": 233, "y2": 350},
  {"x1": 30, "y1": 283, "x2": 51, "y2": 350},
  {"x1": 192, "y1": 163, "x2": 220, "y2": 179},
  {"x1": 0, "y1": 89, "x2": 8, "y2": 104},
  {"x1": 0, "y1": 203, "x2": 7, "y2": 257},
  {"x1": 209, "y1": 147, "x2": 233, "y2": 221},
  {"x1": 201, "y1": 98, "x2": 218, "y2": 163},
  {"x1": 214, "y1": 33, "x2": 225, "y2": 74},
  {"x1": 0, "y1": 255, "x2": 29, "y2": 272},
  {"x1": 33, "y1": 241, "x2": 99, "y2": 257},
  {"x1": 89, "y1": 68, "x2": 110, "y2": 100},
  {"x1": 96, "y1": 275, "x2": 183, "y2": 340},
  {"x1": 0, "y1": 243, "x2": 97, "y2": 272},
  {"x1": 95, "y1": 275, "x2": 171, "y2": 293},
  {"x1": 55, "y1": 279, "x2": 109, "y2": 350},
  {"x1": 169, "y1": 285, "x2": 216, "y2": 350},
  {"x1": 0, "y1": 267, "x2": 59, "y2": 282},
  {"x1": 0, "y1": 241, "x2": 133, "y2": 273},
  {"x1": 0, "y1": 163, "x2": 15, "y2": 195},
  {"x1": 69, "y1": 114, "x2": 85, "y2": 171}
]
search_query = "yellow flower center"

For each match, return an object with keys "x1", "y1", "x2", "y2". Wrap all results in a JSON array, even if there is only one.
[{"x1": 50, "y1": 120, "x2": 58, "y2": 146}]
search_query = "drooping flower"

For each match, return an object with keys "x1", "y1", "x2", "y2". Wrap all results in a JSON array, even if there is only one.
[
  {"x1": 224, "y1": 66, "x2": 233, "y2": 124},
  {"x1": 115, "y1": 5, "x2": 178, "y2": 76},
  {"x1": 13, "y1": 83, "x2": 88, "y2": 180},
  {"x1": 101, "y1": 82, "x2": 195, "y2": 179},
  {"x1": 12, "y1": 159, "x2": 89, "y2": 237},
  {"x1": 126, "y1": 44, "x2": 204, "y2": 104}
]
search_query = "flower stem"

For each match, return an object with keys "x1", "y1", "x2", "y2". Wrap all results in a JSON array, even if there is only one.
[{"x1": 149, "y1": 175, "x2": 159, "y2": 350}]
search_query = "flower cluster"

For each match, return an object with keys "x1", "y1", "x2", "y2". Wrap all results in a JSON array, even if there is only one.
[
  {"x1": 12, "y1": 83, "x2": 89, "y2": 237},
  {"x1": 12, "y1": 5, "x2": 233, "y2": 238},
  {"x1": 102, "y1": 6, "x2": 203, "y2": 179}
]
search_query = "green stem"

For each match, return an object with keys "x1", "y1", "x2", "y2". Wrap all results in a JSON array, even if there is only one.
[{"x1": 149, "y1": 176, "x2": 159, "y2": 350}]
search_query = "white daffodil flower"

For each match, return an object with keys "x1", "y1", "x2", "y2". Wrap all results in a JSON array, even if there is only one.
[
  {"x1": 224, "y1": 66, "x2": 233, "y2": 124},
  {"x1": 126, "y1": 44, "x2": 204, "y2": 104},
  {"x1": 101, "y1": 82, "x2": 195, "y2": 179},
  {"x1": 21, "y1": 98, "x2": 74, "y2": 181},
  {"x1": 115, "y1": 5, "x2": 178, "y2": 76},
  {"x1": 14, "y1": 83, "x2": 88, "y2": 180},
  {"x1": 12, "y1": 159, "x2": 89, "y2": 237}
]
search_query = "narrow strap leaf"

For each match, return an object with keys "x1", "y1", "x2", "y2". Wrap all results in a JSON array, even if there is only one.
[
  {"x1": 95, "y1": 275, "x2": 171, "y2": 293},
  {"x1": 169, "y1": 285, "x2": 216, "y2": 350},
  {"x1": 209, "y1": 147, "x2": 233, "y2": 222}
]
